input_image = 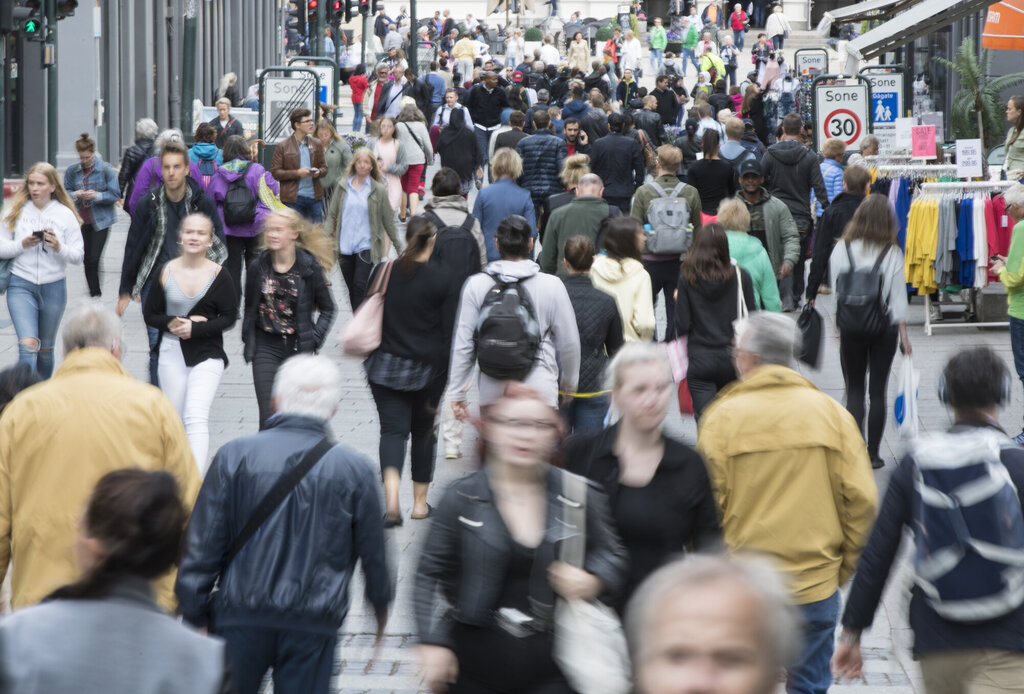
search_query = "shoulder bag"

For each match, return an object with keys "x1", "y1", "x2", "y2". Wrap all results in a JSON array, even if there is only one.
[
  {"x1": 0, "y1": 225, "x2": 14, "y2": 294},
  {"x1": 552, "y1": 470, "x2": 632, "y2": 694},
  {"x1": 733, "y1": 264, "x2": 749, "y2": 336},
  {"x1": 341, "y1": 260, "x2": 394, "y2": 357}
]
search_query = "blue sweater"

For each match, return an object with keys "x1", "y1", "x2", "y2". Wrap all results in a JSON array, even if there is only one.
[{"x1": 471, "y1": 178, "x2": 537, "y2": 262}]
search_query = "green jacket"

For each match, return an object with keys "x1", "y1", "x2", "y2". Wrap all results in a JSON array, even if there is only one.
[
  {"x1": 650, "y1": 26, "x2": 668, "y2": 50},
  {"x1": 321, "y1": 138, "x2": 354, "y2": 195},
  {"x1": 726, "y1": 231, "x2": 781, "y2": 312},
  {"x1": 630, "y1": 175, "x2": 702, "y2": 258},
  {"x1": 736, "y1": 188, "x2": 800, "y2": 274},
  {"x1": 323, "y1": 176, "x2": 402, "y2": 264},
  {"x1": 682, "y1": 24, "x2": 699, "y2": 50},
  {"x1": 998, "y1": 219, "x2": 1024, "y2": 319},
  {"x1": 540, "y1": 196, "x2": 617, "y2": 277}
]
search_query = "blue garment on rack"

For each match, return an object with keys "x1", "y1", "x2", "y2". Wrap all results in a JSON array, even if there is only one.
[
  {"x1": 956, "y1": 197, "x2": 975, "y2": 287},
  {"x1": 894, "y1": 178, "x2": 912, "y2": 249}
]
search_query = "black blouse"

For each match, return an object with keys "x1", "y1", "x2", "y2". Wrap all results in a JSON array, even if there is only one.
[{"x1": 562, "y1": 424, "x2": 722, "y2": 612}]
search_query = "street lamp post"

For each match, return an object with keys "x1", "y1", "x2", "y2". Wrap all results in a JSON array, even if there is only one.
[{"x1": 46, "y1": 0, "x2": 57, "y2": 165}]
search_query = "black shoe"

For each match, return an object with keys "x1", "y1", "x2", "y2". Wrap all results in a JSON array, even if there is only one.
[
  {"x1": 384, "y1": 512, "x2": 404, "y2": 528},
  {"x1": 870, "y1": 455, "x2": 885, "y2": 469}
]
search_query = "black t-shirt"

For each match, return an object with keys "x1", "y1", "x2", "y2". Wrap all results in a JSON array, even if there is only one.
[
  {"x1": 687, "y1": 158, "x2": 736, "y2": 214},
  {"x1": 160, "y1": 196, "x2": 189, "y2": 266}
]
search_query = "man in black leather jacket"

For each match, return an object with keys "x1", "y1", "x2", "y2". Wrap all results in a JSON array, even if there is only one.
[{"x1": 176, "y1": 355, "x2": 392, "y2": 694}]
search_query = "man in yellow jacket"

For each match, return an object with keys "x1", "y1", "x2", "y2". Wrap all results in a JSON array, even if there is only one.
[
  {"x1": 0, "y1": 304, "x2": 200, "y2": 612},
  {"x1": 698, "y1": 311, "x2": 878, "y2": 694}
]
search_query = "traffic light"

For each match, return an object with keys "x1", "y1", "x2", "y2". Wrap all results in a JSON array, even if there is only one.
[
  {"x1": 332, "y1": 0, "x2": 346, "y2": 23},
  {"x1": 359, "y1": 0, "x2": 369, "y2": 15},
  {"x1": 56, "y1": 1, "x2": 78, "y2": 19},
  {"x1": 23, "y1": 16, "x2": 41, "y2": 37},
  {"x1": 287, "y1": 0, "x2": 307, "y2": 39},
  {"x1": 307, "y1": 0, "x2": 319, "y2": 37}
]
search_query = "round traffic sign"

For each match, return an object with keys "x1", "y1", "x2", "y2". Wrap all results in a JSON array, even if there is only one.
[{"x1": 823, "y1": 108, "x2": 862, "y2": 145}]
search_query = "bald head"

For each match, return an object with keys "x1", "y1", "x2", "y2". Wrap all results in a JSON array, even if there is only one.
[{"x1": 577, "y1": 173, "x2": 604, "y2": 195}]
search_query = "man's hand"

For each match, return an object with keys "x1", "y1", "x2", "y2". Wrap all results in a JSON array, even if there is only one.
[
  {"x1": 451, "y1": 400, "x2": 470, "y2": 421},
  {"x1": 832, "y1": 638, "x2": 863, "y2": 680},
  {"x1": 418, "y1": 645, "x2": 459, "y2": 694},
  {"x1": 297, "y1": 167, "x2": 313, "y2": 178},
  {"x1": 116, "y1": 293, "x2": 132, "y2": 317},
  {"x1": 548, "y1": 561, "x2": 602, "y2": 600},
  {"x1": 779, "y1": 261, "x2": 793, "y2": 279}
]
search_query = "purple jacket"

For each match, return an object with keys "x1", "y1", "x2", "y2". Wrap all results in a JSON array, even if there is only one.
[
  {"x1": 127, "y1": 156, "x2": 204, "y2": 215},
  {"x1": 207, "y1": 160, "x2": 280, "y2": 238}
]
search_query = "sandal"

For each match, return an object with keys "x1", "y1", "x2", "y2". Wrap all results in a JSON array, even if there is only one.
[
  {"x1": 410, "y1": 504, "x2": 433, "y2": 520},
  {"x1": 384, "y1": 512, "x2": 404, "y2": 528}
]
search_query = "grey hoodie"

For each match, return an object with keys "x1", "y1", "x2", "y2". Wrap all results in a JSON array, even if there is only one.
[
  {"x1": 448, "y1": 259, "x2": 581, "y2": 407},
  {"x1": 760, "y1": 139, "x2": 829, "y2": 229},
  {"x1": 423, "y1": 195, "x2": 488, "y2": 267}
]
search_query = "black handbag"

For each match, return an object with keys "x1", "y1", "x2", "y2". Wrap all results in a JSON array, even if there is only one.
[{"x1": 797, "y1": 304, "x2": 824, "y2": 368}]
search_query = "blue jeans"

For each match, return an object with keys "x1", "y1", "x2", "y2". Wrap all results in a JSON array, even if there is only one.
[
  {"x1": 285, "y1": 196, "x2": 323, "y2": 224},
  {"x1": 353, "y1": 104, "x2": 364, "y2": 133},
  {"x1": 681, "y1": 48, "x2": 700, "y2": 76},
  {"x1": 218, "y1": 625, "x2": 337, "y2": 694},
  {"x1": 1010, "y1": 317, "x2": 1024, "y2": 424},
  {"x1": 788, "y1": 590, "x2": 841, "y2": 694},
  {"x1": 733, "y1": 29, "x2": 745, "y2": 51},
  {"x1": 650, "y1": 48, "x2": 664, "y2": 72},
  {"x1": 560, "y1": 394, "x2": 610, "y2": 434},
  {"x1": 753, "y1": 5, "x2": 766, "y2": 25},
  {"x1": 7, "y1": 275, "x2": 66, "y2": 379},
  {"x1": 474, "y1": 126, "x2": 492, "y2": 167}
]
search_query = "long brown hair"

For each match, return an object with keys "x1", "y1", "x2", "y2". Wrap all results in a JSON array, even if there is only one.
[
  {"x1": 3, "y1": 162, "x2": 83, "y2": 227},
  {"x1": 841, "y1": 194, "x2": 897, "y2": 248},
  {"x1": 399, "y1": 215, "x2": 436, "y2": 274},
  {"x1": 600, "y1": 216, "x2": 643, "y2": 262},
  {"x1": 1009, "y1": 95, "x2": 1024, "y2": 145},
  {"x1": 681, "y1": 223, "x2": 732, "y2": 285}
]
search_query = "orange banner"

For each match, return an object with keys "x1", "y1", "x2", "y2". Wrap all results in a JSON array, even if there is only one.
[{"x1": 983, "y1": 0, "x2": 1024, "y2": 50}]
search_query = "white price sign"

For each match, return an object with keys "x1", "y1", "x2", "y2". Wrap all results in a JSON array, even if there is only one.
[
  {"x1": 814, "y1": 82, "x2": 871, "y2": 151},
  {"x1": 955, "y1": 139, "x2": 984, "y2": 178}
]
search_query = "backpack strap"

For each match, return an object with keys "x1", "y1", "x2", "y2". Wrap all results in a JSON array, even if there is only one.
[
  {"x1": 669, "y1": 183, "x2": 686, "y2": 197},
  {"x1": 648, "y1": 181, "x2": 668, "y2": 198},
  {"x1": 423, "y1": 210, "x2": 445, "y2": 229},
  {"x1": 871, "y1": 245, "x2": 891, "y2": 274},
  {"x1": 844, "y1": 240, "x2": 857, "y2": 271},
  {"x1": 459, "y1": 212, "x2": 475, "y2": 232}
]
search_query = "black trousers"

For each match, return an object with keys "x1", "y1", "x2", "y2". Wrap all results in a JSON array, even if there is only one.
[
  {"x1": 780, "y1": 226, "x2": 812, "y2": 309},
  {"x1": 604, "y1": 195, "x2": 633, "y2": 214},
  {"x1": 225, "y1": 235, "x2": 261, "y2": 310},
  {"x1": 369, "y1": 377, "x2": 443, "y2": 483},
  {"x1": 339, "y1": 250, "x2": 373, "y2": 311},
  {"x1": 251, "y1": 331, "x2": 298, "y2": 429},
  {"x1": 219, "y1": 625, "x2": 336, "y2": 694},
  {"x1": 840, "y1": 328, "x2": 898, "y2": 459},
  {"x1": 645, "y1": 258, "x2": 680, "y2": 341},
  {"x1": 80, "y1": 224, "x2": 109, "y2": 297},
  {"x1": 687, "y1": 350, "x2": 737, "y2": 421}
]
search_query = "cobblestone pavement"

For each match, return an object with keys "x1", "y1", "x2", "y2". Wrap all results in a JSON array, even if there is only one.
[{"x1": 0, "y1": 29, "x2": 1010, "y2": 694}]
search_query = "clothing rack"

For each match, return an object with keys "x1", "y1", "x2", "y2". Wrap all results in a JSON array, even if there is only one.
[
  {"x1": 875, "y1": 163, "x2": 958, "y2": 178},
  {"x1": 918, "y1": 179, "x2": 1016, "y2": 335}
]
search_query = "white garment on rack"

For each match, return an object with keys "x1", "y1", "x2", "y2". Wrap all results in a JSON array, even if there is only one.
[{"x1": 973, "y1": 192, "x2": 989, "y2": 289}]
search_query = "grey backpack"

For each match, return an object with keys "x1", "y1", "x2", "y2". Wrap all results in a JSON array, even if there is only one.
[{"x1": 644, "y1": 182, "x2": 692, "y2": 255}]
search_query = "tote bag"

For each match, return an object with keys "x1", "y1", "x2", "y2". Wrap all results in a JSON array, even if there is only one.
[{"x1": 340, "y1": 261, "x2": 394, "y2": 357}]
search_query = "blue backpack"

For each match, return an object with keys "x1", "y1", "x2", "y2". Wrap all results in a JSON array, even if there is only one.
[{"x1": 911, "y1": 428, "x2": 1024, "y2": 622}]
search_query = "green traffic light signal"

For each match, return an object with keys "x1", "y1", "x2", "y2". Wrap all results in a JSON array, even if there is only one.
[{"x1": 24, "y1": 18, "x2": 40, "y2": 34}]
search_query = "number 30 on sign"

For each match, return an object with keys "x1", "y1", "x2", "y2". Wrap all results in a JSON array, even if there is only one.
[{"x1": 824, "y1": 109, "x2": 862, "y2": 144}]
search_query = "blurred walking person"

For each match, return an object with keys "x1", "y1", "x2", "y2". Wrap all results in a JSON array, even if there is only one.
[{"x1": 64, "y1": 133, "x2": 120, "y2": 298}]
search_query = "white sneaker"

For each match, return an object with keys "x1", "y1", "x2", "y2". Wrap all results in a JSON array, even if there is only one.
[{"x1": 445, "y1": 447, "x2": 462, "y2": 460}]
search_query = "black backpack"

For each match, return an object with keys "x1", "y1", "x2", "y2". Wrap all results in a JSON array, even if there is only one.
[
  {"x1": 223, "y1": 163, "x2": 258, "y2": 226},
  {"x1": 835, "y1": 242, "x2": 890, "y2": 337},
  {"x1": 425, "y1": 211, "x2": 482, "y2": 288},
  {"x1": 474, "y1": 273, "x2": 541, "y2": 381}
]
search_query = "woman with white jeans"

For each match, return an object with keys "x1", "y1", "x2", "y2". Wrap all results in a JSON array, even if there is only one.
[
  {"x1": 0, "y1": 162, "x2": 83, "y2": 378},
  {"x1": 144, "y1": 212, "x2": 237, "y2": 473}
]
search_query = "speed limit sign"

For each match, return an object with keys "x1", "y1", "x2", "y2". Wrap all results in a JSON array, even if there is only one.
[{"x1": 812, "y1": 77, "x2": 872, "y2": 152}]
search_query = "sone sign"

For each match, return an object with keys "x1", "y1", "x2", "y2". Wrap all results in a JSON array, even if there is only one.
[{"x1": 814, "y1": 83, "x2": 871, "y2": 151}]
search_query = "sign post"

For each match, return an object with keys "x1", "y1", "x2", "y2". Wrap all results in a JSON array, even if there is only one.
[
  {"x1": 288, "y1": 56, "x2": 338, "y2": 125},
  {"x1": 794, "y1": 48, "x2": 829, "y2": 77},
  {"x1": 811, "y1": 74, "x2": 872, "y2": 152},
  {"x1": 259, "y1": 67, "x2": 321, "y2": 168},
  {"x1": 859, "y1": 65, "x2": 906, "y2": 155}
]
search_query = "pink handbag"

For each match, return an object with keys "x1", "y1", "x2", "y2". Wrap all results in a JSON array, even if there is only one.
[{"x1": 341, "y1": 260, "x2": 394, "y2": 357}]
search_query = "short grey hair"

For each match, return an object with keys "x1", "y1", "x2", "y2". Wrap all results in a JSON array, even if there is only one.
[
  {"x1": 577, "y1": 173, "x2": 603, "y2": 192},
  {"x1": 626, "y1": 554, "x2": 802, "y2": 680},
  {"x1": 272, "y1": 354, "x2": 342, "y2": 421},
  {"x1": 1003, "y1": 183, "x2": 1024, "y2": 210},
  {"x1": 736, "y1": 311, "x2": 801, "y2": 368},
  {"x1": 860, "y1": 134, "x2": 879, "y2": 154},
  {"x1": 62, "y1": 304, "x2": 123, "y2": 355},
  {"x1": 604, "y1": 341, "x2": 672, "y2": 391},
  {"x1": 154, "y1": 128, "x2": 185, "y2": 156},
  {"x1": 135, "y1": 118, "x2": 159, "y2": 141}
]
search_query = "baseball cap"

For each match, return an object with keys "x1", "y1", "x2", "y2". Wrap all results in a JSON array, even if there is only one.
[
  {"x1": 512, "y1": 70, "x2": 524, "y2": 83},
  {"x1": 738, "y1": 159, "x2": 762, "y2": 178}
]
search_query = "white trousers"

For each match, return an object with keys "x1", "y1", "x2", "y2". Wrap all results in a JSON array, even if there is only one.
[{"x1": 158, "y1": 338, "x2": 224, "y2": 474}]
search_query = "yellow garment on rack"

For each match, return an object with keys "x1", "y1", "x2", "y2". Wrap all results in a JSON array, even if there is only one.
[{"x1": 905, "y1": 197, "x2": 939, "y2": 295}]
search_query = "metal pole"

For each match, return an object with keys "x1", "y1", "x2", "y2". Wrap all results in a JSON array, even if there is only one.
[
  {"x1": 169, "y1": 0, "x2": 182, "y2": 130},
  {"x1": 0, "y1": 37, "x2": 6, "y2": 188},
  {"x1": 361, "y1": 12, "x2": 368, "y2": 67},
  {"x1": 181, "y1": 0, "x2": 198, "y2": 137},
  {"x1": 315, "y1": 0, "x2": 325, "y2": 55},
  {"x1": 409, "y1": 0, "x2": 417, "y2": 75},
  {"x1": 46, "y1": 0, "x2": 57, "y2": 166}
]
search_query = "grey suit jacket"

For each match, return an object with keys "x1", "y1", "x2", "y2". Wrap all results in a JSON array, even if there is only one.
[{"x1": 0, "y1": 576, "x2": 230, "y2": 694}]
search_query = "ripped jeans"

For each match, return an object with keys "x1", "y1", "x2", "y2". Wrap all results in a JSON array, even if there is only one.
[{"x1": 7, "y1": 274, "x2": 67, "y2": 379}]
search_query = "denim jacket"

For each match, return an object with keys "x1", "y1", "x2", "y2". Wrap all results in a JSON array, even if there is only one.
[{"x1": 63, "y1": 154, "x2": 121, "y2": 230}]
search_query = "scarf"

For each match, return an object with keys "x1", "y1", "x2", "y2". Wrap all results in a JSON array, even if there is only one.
[{"x1": 133, "y1": 184, "x2": 228, "y2": 297}]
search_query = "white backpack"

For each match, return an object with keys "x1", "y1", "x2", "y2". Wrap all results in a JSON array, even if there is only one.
[{"x1": 643, "y1": 182, "x2": 692, "y2": 255}]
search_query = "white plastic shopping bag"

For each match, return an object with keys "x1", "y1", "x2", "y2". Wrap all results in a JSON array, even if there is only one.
[{"x1": 894, "y1": 355, "x2": 919, "y2": 440}]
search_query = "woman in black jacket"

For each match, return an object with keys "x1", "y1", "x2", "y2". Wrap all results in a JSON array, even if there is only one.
[
  {"x1": 686, "y1": 129, "x2": 736, "y2": 214},
  {"x1": 415, "y1": 383, "x2": 628, "y2": 694},
  {"x1": 560, "y1": 235, "x2": 623, "y2": 433},
  {"x1": 368, "y1": 216, "x2": 459, "y2": 526},
  {"x1": 143, "y1": 212, "x2": 237, "y2": 473},
  {"x1": 436, "y1": 108, "x2": 481, "y2": 195},
  {"x1": 672, "y1": 117, "x2": 702, "y2": 183},
  {"x1": 242, "y1": 208, "x2": 337, "y2": 429},
  {"x1": 675, "y1": 222, "x2": 755, "y2": 419},
  {"x1": 563, "y1": 341, "x2": 721, "y2": 614}
]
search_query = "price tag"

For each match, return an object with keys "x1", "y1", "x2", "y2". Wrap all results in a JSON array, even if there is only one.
[{"x1": 955, "y1": 139, "x2": 983, "y2": 178}]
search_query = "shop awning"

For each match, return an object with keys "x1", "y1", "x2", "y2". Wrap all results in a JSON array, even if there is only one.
[
  {"x1": 816, "y1": 0, "x2": 924, "y2": 36},
  {"x1": 844, "y1": 0, "x2": 997, "y2": 64},
  {"x1": 983, "y1": 0, "x2": 1024, "y2": 50}
]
